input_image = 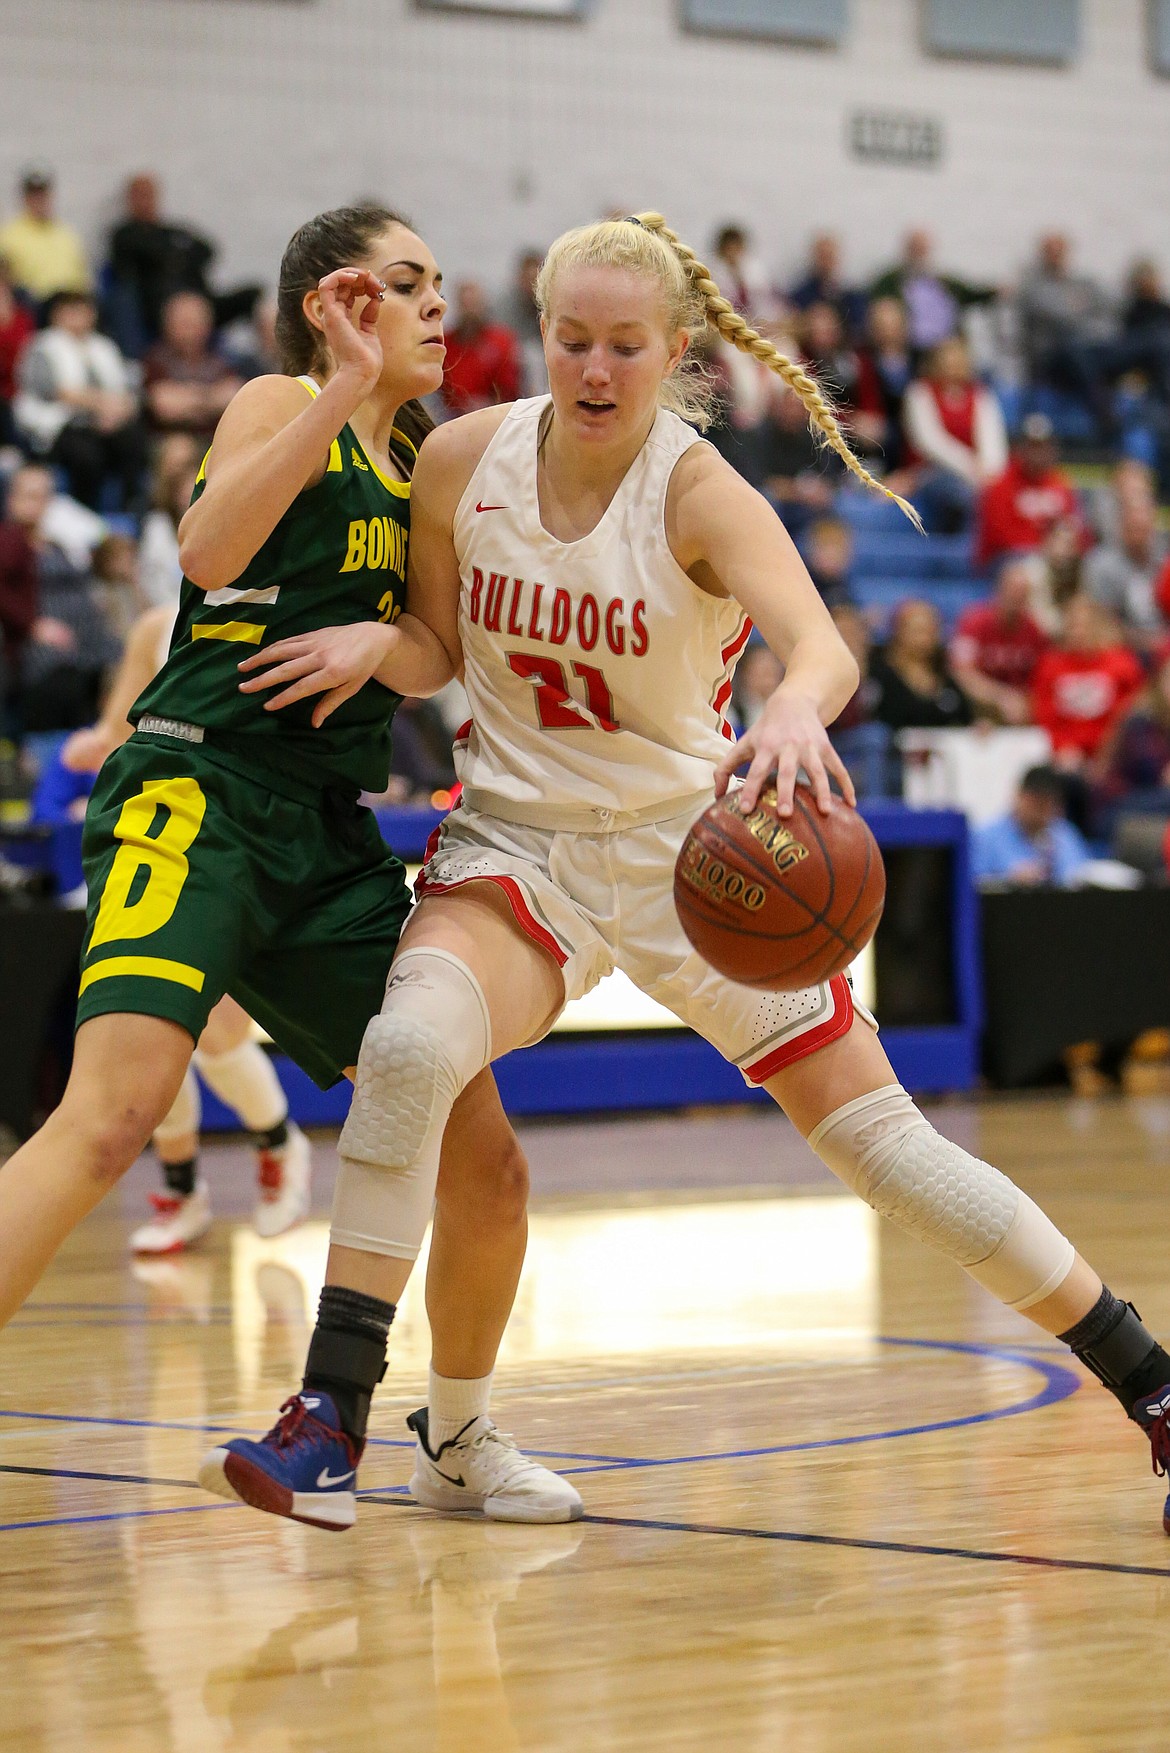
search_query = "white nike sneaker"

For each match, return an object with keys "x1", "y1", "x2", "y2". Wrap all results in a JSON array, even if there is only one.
[
  {"x1": 130, "y1": 1182, "x2": 213, "y2": 1254},
  {"x1": 252, "y1": 1123, "x2": 312, "y2": 1239},
  {"x1": 407, "y1": 1408, "x2": 584, "y2": 1524}
]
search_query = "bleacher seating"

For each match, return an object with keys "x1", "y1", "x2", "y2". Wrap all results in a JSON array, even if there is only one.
[{"x1": 837, "y1": 492, "x2": 989, "y2": 635}]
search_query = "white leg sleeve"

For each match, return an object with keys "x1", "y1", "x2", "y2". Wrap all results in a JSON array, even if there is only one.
[
  {"x1": 330, "y1": 948, "x2": 493, "y2": 1261},
  {"x1": 154, "y1": 1067, "x2": 201, "y2": 1147},
  {"x1": 192, "y1": 1040, "x2": 287, "y2": 1134},
  {"x1": 807, "y1": 1085, "x2": 1076, "y2": 1310}
]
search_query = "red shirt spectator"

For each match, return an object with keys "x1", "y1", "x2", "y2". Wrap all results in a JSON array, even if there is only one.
[
  {"x1": 1032, "y1": 595, "x2": 1143, "y2": 760},
  {"x1": 0, "y1": 272, "x2": 34, "y2": 404},
  {"x1": 441, "y1": 281, "x2": 522, "y2": 417},
  {"x1": 976, "y1": 417, "x2": 1085, "y2": 570},
  {"x1": 952, "y1": 598, "x2": 1049, "y2": 691}
]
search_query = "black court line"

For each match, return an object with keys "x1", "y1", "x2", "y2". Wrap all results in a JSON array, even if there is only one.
[
  {"x1": 576, "y1": 1511, "x2": 1170, "y2": 1580},
  {"x1": 0, "y1": 1462, "x2": 196, "y2": 1489}
]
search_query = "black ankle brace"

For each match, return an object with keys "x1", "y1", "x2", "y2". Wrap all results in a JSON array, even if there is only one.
[
  {"x1": 1059, "y1": 1287, "x2": 1170, "y2": 1417},
  {"x1": 302, "y1": 1287, "x2": 396, "y2": 1444}
]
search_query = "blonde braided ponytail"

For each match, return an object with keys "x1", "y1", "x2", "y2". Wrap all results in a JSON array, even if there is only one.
[{"x1": 635, "y1": 211, "x2": 923, "y2": 531}]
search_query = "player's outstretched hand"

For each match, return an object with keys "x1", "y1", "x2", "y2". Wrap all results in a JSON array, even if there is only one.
[
  {"x1": 714, "y1": 687, "x2": 856, "y2": 816},
  {"x1": 61, "y1": 725, "x2": 117, "y2": 773},
  {"x1": 238, "y1": 622, "x2": 399, "y2": 727},
  {"x1": 317, "y1": 268, "x2": 386, "y2": 389}
]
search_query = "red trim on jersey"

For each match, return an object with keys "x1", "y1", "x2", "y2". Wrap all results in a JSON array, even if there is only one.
[
  {"x1": 740, "y1": 974, "x2": 854, "y2": 1083},
  {"x1": 454, "y1": 718, "x2": 472, "y2": 745},
  {"x1": 712, "y1": 678, "x2": 733, "y2": 716},
  {"x1": 721, "y1": 619, "x2": 753, "y2": 665},
  {"x1": 414, "y1": 870, "x2": 569, "y2": 968},
  {"x1": 721, "y1": 720, "x2": 737, "y2": 741}
]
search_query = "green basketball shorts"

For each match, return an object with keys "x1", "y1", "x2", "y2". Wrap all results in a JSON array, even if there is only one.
[{"x1": 77, "y1": 733, "x2": 410, "y2": 1087}]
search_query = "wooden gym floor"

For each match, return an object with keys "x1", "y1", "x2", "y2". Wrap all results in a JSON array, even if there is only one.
[{"x1": 4, "y1": 1093, "x2": 1170, "y2": 1751}]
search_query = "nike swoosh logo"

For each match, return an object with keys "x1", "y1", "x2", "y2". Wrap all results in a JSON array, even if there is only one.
[
  {"x1": 432, "y1": 1467, "x2": 466, "y2": 1487},
  {"x1": 317, "y1": 1467, "x2": 355, "y2": 1488},
  {"x1": 475, "y1": 501, "x2": 507, "y2": 513}
]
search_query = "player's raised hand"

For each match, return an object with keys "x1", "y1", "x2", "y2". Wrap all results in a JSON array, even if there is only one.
[
  {"x1": 317, "y1": 268, "x2": 386, "y2": 389},
  {"x1": 714, "y1": 686, "x2": 856, "y2": 816},
  {"x1": 238, "y1": 621, "x2": 400, "y2": 726}
]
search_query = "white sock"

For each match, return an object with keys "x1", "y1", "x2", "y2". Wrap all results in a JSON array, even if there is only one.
[{"x1": 428, "y1": 1366, "x2": 494, "y2": 1451}]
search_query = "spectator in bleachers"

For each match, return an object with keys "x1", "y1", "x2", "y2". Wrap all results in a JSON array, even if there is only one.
[
  {"x1": 852, "y1": 297, "x2": 914, "y2": 472},
  {"x1": 975, "y1": 413, "x2": 1086, "y2": 572},
  {"x1": 971, "y1": 764, "x2": 1092, "y2": 887},
  {"x1": 14, "y1": 291, "x2": 145, "y2": 510},
  {"x1": 797, "y1": 301, "x2": 860, "y2": 406},
  {"x1": 229, "y1": 294, "x2": 280, "y2": 381},
  {"x1": 732, "y1": 641, "x2": 784, "y2": 732},
  {"x1": 828, "y1": 604, "x2": 890, "y2": 796},
  {"x1": 949, "y1": 556, "x2": 1050, "y2": 725},
  {"x1": 788, "y1": 233, "x2": 866, "y2": 337},
  {"x1": 143, "y1": 291, "x2": 242, "y2": 444},
  {"x1": 90, "y1": 530, "x2": 142, "y2": 643},
  {"x1": 440, "y1": 281, "x2": 523, "y2": 417},
  {"x1": 0, "y1": 169, "x2": 90, "y2": 310},
  {"x1": 0, "y1": 462, "x2": 120, "y2": 732},
  {"x1": 1029, "y1": 517, "x2": 1088, "y2": 634},
  {"x1": 0, "y1": 260, "x2": 35, "y2": 448},
  {"x1": 0, "y1": 465, "x2": 43, "y2": 719},
  {"x1": 711, "y1": 224, "x2": 778, "y2": 324},
  {"x1": 903, "y1": 336, "x2": 1008, "y2": 533},
  {"x1": 748, "y1": 381, "x2": 841, "y2": 539},
  {"x1": 1084, "y1": 498, "x2": 1168, "y2": 650},
  {"x1": 501, "y1": 249, "x2": 547, "y2": 396},
  {"x1": 803, "y1": 516, "x2": 855, "y2": 610},
  {"x1": 869, "y1": 598, "x2": 974, "y2": 731},
  {"x1": 104, "y1": 173, "x2": 262, "y2": 357},
  {"x1": 137, "y1": 434, "x2": 200, "y2": 609},
  {"x1": 870, "y1": 229, "x2": 995, "y2": 355},
  {"x1": 1117, "y1": 259, "x2": 1170, "y2": 404},
  {"x1": 1087, "y1": 456, "x2": 1157, "y2": 545},
  {"x1": 1031, "y1": 594, "x2": 1143, "y2": 768},
  {"x1": 1094, "y1": 655, "x2": 1170, "y2": 829},
  {"x1": 1017, "y1": 233, "x2": 1116, "y2": 429}
]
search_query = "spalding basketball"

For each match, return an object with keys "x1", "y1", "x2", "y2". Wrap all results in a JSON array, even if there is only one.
[{"x1": 673, "y1": 783, "x2": 885, "y2": 990}]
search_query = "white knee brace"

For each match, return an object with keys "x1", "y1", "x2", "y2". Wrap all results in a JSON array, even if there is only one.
[
  {"x1": 193, "y1": 1040, "x2": 287, "y2": 1134},
  {"x1": 330, "y1": 948, "x2": 493, "y2": 1261},
  {"x1": 808, "y1": 1085, "x2": 1075, "y2": 1310},
  {"x1": 154, "y1": 1068, "x2": 201, "y2": 1146}
]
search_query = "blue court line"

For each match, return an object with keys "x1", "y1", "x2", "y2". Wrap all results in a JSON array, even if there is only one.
[
  {"x1": 576, "y1": 1511, "x2": 1170, "y2": 1581},
  {"x1": 0, "y1": 1502, "x2": 237, "y2": 1534},
  {"x1": 0, "y1": 1339, "x2": 1081, "y2": 1476},
  {"x1": 533, "y1": 1341, "x2": 1082, "y2": 1477}
]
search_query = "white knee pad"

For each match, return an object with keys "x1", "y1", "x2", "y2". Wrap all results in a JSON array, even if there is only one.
[
  {"x1": 331, "y1": 948, "x2": 493, "y2": 1261},
  {"x1": 193, "y1": 1039, "x2": 287, "y2": 1133},
  {"x1": 808, "y1": 1085, "x2": 1075, "y2": 1310},
  {"x1": 154, "y1": 1068, "x2": 201, "y2": 1147}
]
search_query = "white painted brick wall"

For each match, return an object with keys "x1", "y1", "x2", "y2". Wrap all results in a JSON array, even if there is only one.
[{"x1": 0, "y1": 0, "x2": 1166, "y2": 299}]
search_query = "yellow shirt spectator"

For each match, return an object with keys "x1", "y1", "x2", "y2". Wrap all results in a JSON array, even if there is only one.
[{"x1": 0, "y1": 212, "x2": 91, "y2": 301}]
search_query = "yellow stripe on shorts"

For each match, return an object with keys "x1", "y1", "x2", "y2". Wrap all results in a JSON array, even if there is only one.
[
  {"x1": 190, "y1": 621, "x2": 265, "y2": 645},
  {"x1": 79, "y1": 956, "x2": 206, "y2": 995}
]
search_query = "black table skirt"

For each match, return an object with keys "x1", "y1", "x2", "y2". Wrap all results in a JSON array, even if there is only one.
[
  {"x1": 0, "y1": 903, "x2": 86, "y2": 1139},
  {"x1": 981, "y1": 887, "x2": 1170, "y2": 1086}
]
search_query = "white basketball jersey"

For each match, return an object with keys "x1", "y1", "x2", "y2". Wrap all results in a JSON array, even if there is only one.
[{"x1": 452, "y1": 396, "x2": 750, "y2": 826}]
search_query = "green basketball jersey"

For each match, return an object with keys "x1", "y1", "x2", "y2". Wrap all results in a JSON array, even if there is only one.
[{"x1": 132, "y1": 375, "x2": 412, "y2": 796}]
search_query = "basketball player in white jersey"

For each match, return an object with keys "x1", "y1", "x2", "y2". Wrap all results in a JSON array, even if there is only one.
[
  {"x1": 234, "y1": 215, "x2": 1170, "y2": 1533},
  {"x1": 61, "y1": 603, "x2": 313, "y2": 1249}
]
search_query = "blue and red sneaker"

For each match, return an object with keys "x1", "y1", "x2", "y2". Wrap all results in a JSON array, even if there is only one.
[
  {"x1": 198, "y1": 1392, "x2": 361, "y2": 1531},
  {"x1": 1132, "y1": 1385, "x2": 1170, "y2": 1534}
]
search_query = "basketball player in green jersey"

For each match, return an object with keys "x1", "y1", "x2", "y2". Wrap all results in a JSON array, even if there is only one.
[{"x1": 0, "y1": 205, "x2": 578, "y2": 1527}]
